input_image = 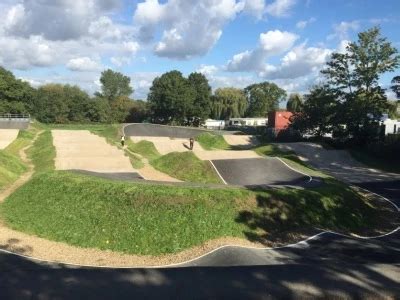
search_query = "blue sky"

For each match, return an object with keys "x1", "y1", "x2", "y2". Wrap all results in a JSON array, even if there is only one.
[{"x1": 0, "y1": 0, "x2": 399, "y2": 100}]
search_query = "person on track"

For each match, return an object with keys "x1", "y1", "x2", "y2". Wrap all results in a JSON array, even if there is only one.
[
  {"x1": 121, "y1": 135, "x2": 125, "y2": 147},
  {"x1": 189, "y1": 137, "x2": 194, "y2": 150}
]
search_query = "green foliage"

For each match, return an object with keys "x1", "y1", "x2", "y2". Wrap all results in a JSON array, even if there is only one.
[
  {"x1": 127, "y1": 100, "x2": 150, "y2": 123},
  {"x1": 290, "y1": 85, "x2": 338, "y2": 137},
  {"x1": 319, "y1": 27, "x2": 400, "y2": 143},
  {"x1": 391, "y1": 76, "x2": 400, "y2": 99},
  {"x1": 0, "y1": 66, "x2": 35, "y2": 110},
  {"x1": 196, "y1": 133, "x2": 230, "y2": 150},
  {"x1": 27, "y1": 130, "x2": 55, "y2": 172},
  {"x1": 33, "y1": 84, "x2": 92, "y2": 123},
  {"x1": 0, "y1": 101, "x2": 29, "y2": 114},
  {"x1": 98, "y1": 69, "x2": 133, "y2": 102},
  {"x1": 286, "y1": 93, "x2": 303, "y2": 113},
  {"x1": 0, "y1": 171, "x2": 389, "y2": 255},
  {"x1": 211, "y1": 87, "x2": 247, "y2": 120},
  {"x1": 245, "y1": 82, "x2": 286, "y2": 117},
  {"x1": 148, "y1": 70, "x2": 196, "y2": 124},
  {"x1": 151, "y1": 152, "x2": 222, "y2": 184},
  {"x1": 110, "y1": 95, "x2": 134, "y2": 123},
  {"x1": 188, "y1": 72, "x2": 212, "y2": 124}
]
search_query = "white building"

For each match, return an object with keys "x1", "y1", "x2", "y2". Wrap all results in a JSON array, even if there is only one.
[
  {"x1": 383, "y1": 118, "x2": 400, "y2": 135},
  {"x1": 204, "y1": 119, "x2": 225, "y2": 130},
  {"x1": 227, "y1": 117, "x2": 267, "y2": 127}
]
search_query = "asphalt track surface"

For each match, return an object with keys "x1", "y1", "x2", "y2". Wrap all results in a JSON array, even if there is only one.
[
  {"x1": 0, "y1": 127, "x2": 399, "y2": 298},
  {"x1": 211, "y1": 157, "x2": 309, "y2": 187}
]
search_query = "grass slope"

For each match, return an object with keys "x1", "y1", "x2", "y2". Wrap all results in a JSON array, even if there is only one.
[
  {"x1": 151, "y1": 151, "x2": 222, "y2": 184},
  {"x1": 0, "y1": 151, "x2": 27, "y2": 190},
  {"x1": 0, "y1": 171, "x2": 390, "y2": 255},
  {"x1": 196, "y1": 133, "x2": 230, "y2": 150},
  {"x1": 27, "y1": 130, "x2": 55, "y2": 172},
  {"x1": 127, "y1": 139, "x2": 160, "y2": 161}
]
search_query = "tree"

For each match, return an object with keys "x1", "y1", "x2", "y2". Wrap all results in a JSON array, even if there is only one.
[
  {"x1": 188, "y1": 72, "x2": 212, "y2": 124},
  {"x1": 286, "y1": 93, "x2": 303, "y2": 112},
  {"x1": 244, "y1": 82, "x2": 286, "y2": 117},
  {"x1": 211, "y1": 88, "x2": 247, "y2": 120},
  {"x1": 391, "y1": 76, "x2": 400, "y2": 99},
  {"x1": 98, "y1": 69, "x2": 133, "y2": 102},
  {"x1": 127, "y1": 100, "x2": 150, "y2": 123},
  {"x1": 290, "y1": 85, "x2": 337, "y2": 137},
  {"x1": 34, "y1": 84, "x2": 70, "y2": 123},
  {"x1": 321, "y1": 27, "x2": 400, "y2": 143},
  {"x1": 147, "y1": 70, "x2": 195, "y2": 124},
  {"x1": 110, "y1": 95, "x2": 134, "y2": 123},
  {"x1": 0, "y1": 66, "x2": 35, "y2": 112}
]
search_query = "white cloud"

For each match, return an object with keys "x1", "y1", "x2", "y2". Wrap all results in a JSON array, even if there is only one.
[
  {"x1": 241, "y1": 0, "x2": 266, "y2": 19},
  {"x1": 130, "y1": 72, "x2": 161, "y2": 99},
  {"x1": 226, "y1": 30, "x2": 298, "y2": 72},
  {"x1": 0, "y1": 1, "x2": 140, "y2": 70},
  {"x1": 134, "y1": 0, "x2": 243, "y2": 59},
  {"x1": 196, "y1": 65, "x2": 219, "y2": 76},
  {"x1": 66, "y1": 57, "x2": 102, "y2": 72},
  {"x1": 328, "y1": 21, "x2": 360, "y2": 40},
  {"x1": 266, "y1": 0, "x2": 297, "y2": 17},
  {"x1": 3, "y1": 0, "x2": 120, "y2": 41},
  {"x1": 296, "y1": 17, "x2": 316, "y2": 29},
  {"x1": 259, "y1": 43, "x2": 332, "y2": 79}
]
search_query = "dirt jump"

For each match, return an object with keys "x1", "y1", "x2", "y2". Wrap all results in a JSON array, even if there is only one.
[
  {"x1": 0, "y1": 129, "x2": 19, "y2": 149},
  {"x1": 124, "y1": 124, "x2": 311, "y2": 187},
  {"x1": 52, "y1": 130, "x2": 136, "y2": 173}
]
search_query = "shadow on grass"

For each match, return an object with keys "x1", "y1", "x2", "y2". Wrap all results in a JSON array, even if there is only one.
[{"x1": 235, "y1": 180, "x2": 388, "y2": 244}]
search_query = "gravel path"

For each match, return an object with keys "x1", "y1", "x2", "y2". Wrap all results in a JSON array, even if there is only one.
[
  {"x1": 0, "y1": 129, "x2": 19, "y2": 149},
  {"x1": 52, "y1": 130, "x2": 135, "y2": 173}
]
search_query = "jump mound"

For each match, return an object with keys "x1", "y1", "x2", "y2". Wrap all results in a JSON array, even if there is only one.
[{"x1": 52, "y1": 130, "x2": 136, "y2": 173}]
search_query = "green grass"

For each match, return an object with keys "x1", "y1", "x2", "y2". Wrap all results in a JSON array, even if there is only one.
[
  {"x1": 0, "y1": 171, "x2": 388, "y2": 255},
  {"x1": 0, "y1": 150, "x2": 27, "y2": 190},
  {"x1": 4, "y1": 129, "x2": 36, "y2": 156},
  {"x1": 350, "y1": 149, "x2": 400, "y2": 174},
  {"x1": 196, "y1": 133, "x2": 230, "y2": 150},
  {"x1": 151, "y1": 151, "x2": 222, "y2": 184},
  {"x1": 27, "y1": 130, "x2": 55, "y2": 172},
  {"x1": 127, "y1": 139, "x2": 161, "y2": 161}
]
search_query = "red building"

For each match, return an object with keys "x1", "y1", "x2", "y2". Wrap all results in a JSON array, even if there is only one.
[{"x1": 268, "y1": 111, "x2": 293, "y2": 132}]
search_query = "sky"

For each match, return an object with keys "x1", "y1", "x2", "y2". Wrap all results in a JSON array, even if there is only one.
[{"x1": 0, "y1": 0, "x2": 399, "y2": 101}]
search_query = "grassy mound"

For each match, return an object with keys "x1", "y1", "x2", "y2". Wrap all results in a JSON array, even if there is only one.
[
  {"x1": 127, "y1": 140, "x2": 160, "y2": 161},
  {"x1": 151, "y1": 151, "x2": 222, "y2": 184},
  {"x1": 27, "y1": 130, "x2": 55, "y2": 173},
  {"x1": 0, "y1": 151, "x2": 27, "y2": 190},
  {"x1": 0, "y1": 171, "x2": 392, "y2": 255},
  {"x1": 196, "y1": 133, "x2": 230, "y2": 150}
]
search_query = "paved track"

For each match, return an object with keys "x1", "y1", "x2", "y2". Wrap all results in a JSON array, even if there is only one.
[{"x1": 212, "y1": 157, "x2": 309, "y2": 186}]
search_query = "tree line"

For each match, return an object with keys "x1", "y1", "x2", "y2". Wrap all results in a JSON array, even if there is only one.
[{"x1": 0, "y1": 67, "x2": 287, "y2": 125}]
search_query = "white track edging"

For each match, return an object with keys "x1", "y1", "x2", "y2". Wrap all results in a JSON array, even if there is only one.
[
  {"x1": 209, "y1": 160, "x2": 227, "y2": 185},
  {"x1": 275, "y1": 157, "x2": 313, "y2": 183}
]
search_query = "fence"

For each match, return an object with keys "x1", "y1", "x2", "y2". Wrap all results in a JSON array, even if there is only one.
[{"x1": 0, "y1": 114, "x2": 30, "y2": 129}]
